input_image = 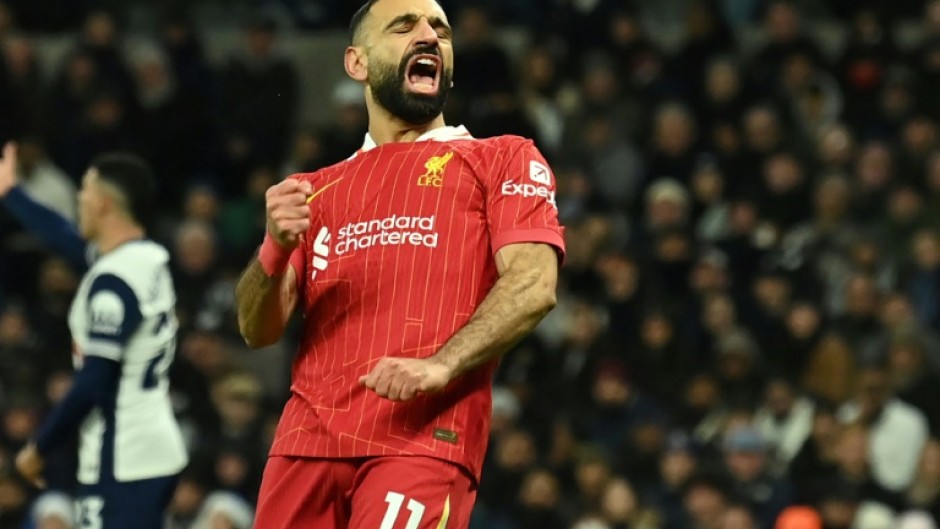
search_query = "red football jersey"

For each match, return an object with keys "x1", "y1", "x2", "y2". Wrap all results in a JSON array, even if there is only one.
[{"x1": 271, "y1": 126, "x2": 565, "y2": 481}]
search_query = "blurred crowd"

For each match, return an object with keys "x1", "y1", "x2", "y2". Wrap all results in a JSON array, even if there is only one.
[{"x1": 2, "y1": 0, "x2": 940, "y2": 528}]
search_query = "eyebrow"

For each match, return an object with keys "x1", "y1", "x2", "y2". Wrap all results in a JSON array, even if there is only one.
[{"x1": 384, "y1": 13, "x2": 452, "y2": 34}]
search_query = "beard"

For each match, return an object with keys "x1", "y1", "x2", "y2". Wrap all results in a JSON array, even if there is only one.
[{"x1": 369, "y1": 47, "x2": 452, "y2": 125}]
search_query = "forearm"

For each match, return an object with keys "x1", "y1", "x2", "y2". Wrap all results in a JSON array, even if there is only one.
[
  {"x1": 35, "y1": 357, "x2": 120, "y2": 456},
  {"x1": 429, "y1": 268, "x2": 556, "y2": 378},
  {"x1": 2, "y1": 187, "x2": 87, "y2": 272},
  {"x1": 235, "y1": 259, "x2": 297, "y2": 348}
]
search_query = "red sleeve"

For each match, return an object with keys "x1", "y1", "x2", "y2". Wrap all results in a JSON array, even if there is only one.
[{"x1": 483, "y1": 138, "x2": 566, "y2": 261}]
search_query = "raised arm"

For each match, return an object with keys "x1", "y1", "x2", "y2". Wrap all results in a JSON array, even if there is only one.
[
  {"x1": 0, "y1": 142, "x2": 88, "y2": 273},
  {"x1": 235, "y1": 178, "x2": 311, "y2": 348},
  {"x1": 360, "y1": 242, "x2": 559, "y2": 401}
]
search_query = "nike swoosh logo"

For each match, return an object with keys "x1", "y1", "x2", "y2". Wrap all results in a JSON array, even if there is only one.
[{"x1": 306, "y1": 178, "x2": 344, "y2": 204}]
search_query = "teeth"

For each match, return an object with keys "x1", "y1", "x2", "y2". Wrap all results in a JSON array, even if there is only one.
[{"x1": 417, "y1": 58, "x2": 436, "y2": 67}]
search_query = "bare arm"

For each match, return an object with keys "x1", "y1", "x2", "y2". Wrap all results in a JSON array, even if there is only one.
[
  {"x1": 235, "y1": 259, "x2": 299, "y2": 348},
  {"x1": 361, "y1": 242, "x2": 559, "y2": 400},
  {"x1": 235, "y1": 178, "x2": 311, "y2": 348},
  {"x1": 431, "y1": 242, "x2": 558, "y2": 376}
]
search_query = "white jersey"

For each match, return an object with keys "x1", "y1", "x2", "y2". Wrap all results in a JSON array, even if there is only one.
[{"x1": 68, "y1": 240, "x2": 188, "y2": 484}]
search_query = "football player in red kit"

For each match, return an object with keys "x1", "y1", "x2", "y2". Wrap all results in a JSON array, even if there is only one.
[{"x1": 235, "y1": 0, "x2": 565, "y2": 527}]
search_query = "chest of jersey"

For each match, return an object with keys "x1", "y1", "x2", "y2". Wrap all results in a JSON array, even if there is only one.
[{"x1": 304, "y1": 144, "x2": 488, "y2": 288}]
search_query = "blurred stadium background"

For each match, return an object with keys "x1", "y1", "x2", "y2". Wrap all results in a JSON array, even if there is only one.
[{"x1": 1, "y1": 0, "x2": 940, "y2": 528}]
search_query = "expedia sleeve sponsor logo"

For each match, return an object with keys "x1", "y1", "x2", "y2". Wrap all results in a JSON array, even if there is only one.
[
  {"x1": 501, "y1": 180, "x2": 557, "y2": 208},
  {"x1": 335, "y1": 214, "x2": 439, "y2": 254},
  {"x1": 529, "y1": 160, "x2": 552, "y2": 185}
]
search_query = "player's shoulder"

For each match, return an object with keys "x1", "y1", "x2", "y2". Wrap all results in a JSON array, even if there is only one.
[
  {"x1": 285, "y1": 162, "x2": 348, "y2": 187},
  {"x1": 473, "y1": 134, "x2": 536, "y2": 150},
  {"x1": 464, "y1": 135, "x2": 538, "y2": 160},
  {"x1": 91, "y1": 240, "x2": 170, "y2": 286}
]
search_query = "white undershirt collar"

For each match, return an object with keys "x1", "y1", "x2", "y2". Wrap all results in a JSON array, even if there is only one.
[{"x1": 359, "y1": 125, "x2": 472, "y2": 153}]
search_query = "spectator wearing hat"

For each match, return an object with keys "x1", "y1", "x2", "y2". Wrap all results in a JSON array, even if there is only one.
[
  {"x1": 722, "y1": 426, "x2": 794, "y2": 529},
  {"x1": 644, "y1": 179, "x2": 691, "y2": 236},
  {"x1": 633, "y1": 178, "x2": 692, "y2": 268}
]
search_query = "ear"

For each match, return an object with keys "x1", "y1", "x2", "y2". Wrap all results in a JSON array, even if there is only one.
[
  {"x1": 100, "y1": 190, "x2": 118, "y2": 215},
  {"x1": 345, "y1": 46, "x2": 368, "y2": 82}
]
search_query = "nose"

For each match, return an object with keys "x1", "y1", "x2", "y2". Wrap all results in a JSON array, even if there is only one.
[{"x1": 413, "y1": 17, "x2": 439, "y2": 48}]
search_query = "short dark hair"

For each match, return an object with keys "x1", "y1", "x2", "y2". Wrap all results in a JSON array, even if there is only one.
[
  {"x1": 90, "y1": 153, "x2": 157, "y2": 228},
  {"x1": 350, "y1": 0, "x2": 381, "y2": 45}
]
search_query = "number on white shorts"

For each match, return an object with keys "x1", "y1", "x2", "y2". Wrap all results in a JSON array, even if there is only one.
[
  {"x1": 379, "y1": 491, "x2": 426, "y2": 529},
  {"x1": 77, "y1": 496, "x2": 105, "y2": 529}
]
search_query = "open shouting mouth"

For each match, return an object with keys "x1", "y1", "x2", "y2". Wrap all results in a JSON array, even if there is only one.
[{"x1": 404, "y1": 53, "x2": 441, "y2": 95}]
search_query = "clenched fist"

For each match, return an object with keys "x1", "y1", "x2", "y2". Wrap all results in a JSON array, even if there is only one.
[
  {"x1": 359, "y1": 357, "x2": 453, "y2": 402},
  {"x1": 265, "y1": 178, "x2": 313, "y2": 249}
]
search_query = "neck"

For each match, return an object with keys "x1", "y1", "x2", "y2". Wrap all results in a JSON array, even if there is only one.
[
  {"x1": 95, "y1": 219, "x2": 145, "y2": 255},
  {"x1": 365, "y1": 97, "x2": 446, "y2": 146}
]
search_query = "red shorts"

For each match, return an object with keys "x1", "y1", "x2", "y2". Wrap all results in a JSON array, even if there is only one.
[{"x1": 254, "y1": 456, "x2": 478, "y2": 529}]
